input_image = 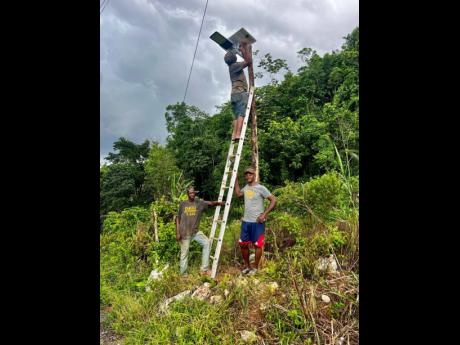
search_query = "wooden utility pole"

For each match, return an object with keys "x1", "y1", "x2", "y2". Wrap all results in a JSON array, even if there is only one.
[
  {"x1": 151, "y1": 208, "x2": 159, "y2": 242},
  {"x1": 246, "y1": 44, "x2": 259, "y2": 182}
]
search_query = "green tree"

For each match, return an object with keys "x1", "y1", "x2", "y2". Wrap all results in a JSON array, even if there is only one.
[
  {"x1": 144, "y1": 143, "x2": 181, "y2": 199},
  {"x1": 100, "y1": 138, "x2": 153, "y2": 215},
  {"x1": 100, "y1": 163, "x2": 139, "y2": 214},
  {"x1": 105, "y1": 137, "x2": 150, "y2": 165}
]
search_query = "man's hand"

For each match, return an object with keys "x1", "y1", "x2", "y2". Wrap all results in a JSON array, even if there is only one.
[
  {"x1": 256, "y1": 213, "x2": 267, "y2": 223},
  {"x1": 176, "y1": 233, "x2": 181, "y2": 242}
]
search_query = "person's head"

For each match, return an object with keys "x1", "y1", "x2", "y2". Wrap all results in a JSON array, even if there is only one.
[
  {"x1": 243, "y1": 167, "x2": 256, "y2": 183},
  {"x1": 224, "y1": 51, "x2": 237, "y2": 65},
  {"x1": 187, "y1": 186, "x2": 197, "y2": 201}
]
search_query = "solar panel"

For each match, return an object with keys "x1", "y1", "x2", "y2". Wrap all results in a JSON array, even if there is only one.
[
  {"x1": 210, "y1": 28, "x2": 256, "y2": 57},
  {"x1": 228, "y1": 28, "x2": 256, "y2": 46}
]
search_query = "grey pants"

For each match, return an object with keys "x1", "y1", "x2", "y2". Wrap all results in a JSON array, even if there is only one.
[{"x1": 179, "y1": 231, "x2": 210, "y2": 274}]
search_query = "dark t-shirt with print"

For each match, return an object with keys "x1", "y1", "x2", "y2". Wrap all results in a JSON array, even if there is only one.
[
  {"x1": 229, "y1": 62, "x2": 248, "y2": 94},
  {"x1": 178, "y1": 199, "x2": 209, "y2": 239}
]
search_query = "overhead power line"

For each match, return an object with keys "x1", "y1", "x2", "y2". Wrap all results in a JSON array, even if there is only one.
[
  {"x1": 182, "y1": 0, "x2": 209, "y2": 104},
  {"x1": 100, "y1": 0, "x2": 111, "y2": 15}
]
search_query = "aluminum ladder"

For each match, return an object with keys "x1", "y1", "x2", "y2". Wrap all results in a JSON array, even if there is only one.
[{"x1": 208, "y1": 86, "x2": 254, "y2": 279}]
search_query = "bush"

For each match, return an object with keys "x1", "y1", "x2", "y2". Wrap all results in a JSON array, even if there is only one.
[
  {"x1": 274, "y1": 172, "x2": 350, "y2": 222},
  {"x1": 103, "y1": 207, "x2": 151, "y2": 235},
  {"x1": 310, "y1": 225, "x2": 346, "y2": 257},
  {"x1": 150, "y1": 222, "x2": 180, "y2": 264},
  {"x1": 267, "y1": 212, "x2": 306, "y2": 256}
]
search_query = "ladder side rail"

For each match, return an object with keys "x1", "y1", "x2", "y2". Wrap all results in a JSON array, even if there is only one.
[
  {"x1": 211, "y1": 87, "x2": 254, "y2": 278},
  {"x1": 208, "y1": 141, "x2": 236, "y2": 242}
]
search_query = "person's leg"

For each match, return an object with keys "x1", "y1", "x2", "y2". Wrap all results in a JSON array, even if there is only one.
[
  {"x1": 254, "y1": 223, "x2": 265, "y2": 268},
  {"x1": 231, "y1": 94, "x2": 239, "y2": 141},
  {"x1": 248, "y1": 223, "x2": 265, "y2": 274},
  {"x1": 241, "y1": 244, "x2": 250, "y2": 268},
  {"x1": 232, "y1": 119, "x2": 238, "y2": 140},
  {"x1": 234, "y1": 115, "x2": 244, "y2": 140},
  {"x1": 234, "y1": 92, "x2": 248, "y2": 140},
  {"x1": 179, "y1": 238, "x2": 191, "y2": 275},
  {"x1": 239, "y1": 221, "x2": 252, "y2": 272},
  {"x1": 193, "y1": 231, "x2": 211, "y2": 272},
  {"x1": 254, "y1": 246, "x2": 263, "y2": 269}
]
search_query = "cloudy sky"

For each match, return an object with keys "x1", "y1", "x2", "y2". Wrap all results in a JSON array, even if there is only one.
[{"x1": 100, "y1": 0, "x2": 359, "y2": 163}]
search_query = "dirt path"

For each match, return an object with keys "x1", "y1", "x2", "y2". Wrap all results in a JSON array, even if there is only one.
[{"x1": 100, "y1": 309, "x2": 123, "y2": 345}]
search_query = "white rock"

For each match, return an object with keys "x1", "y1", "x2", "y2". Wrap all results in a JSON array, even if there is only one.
[
  {"x1": 159, "y1": 289, "x2": 191, "y2": 312},
  {"x1": 146, "y1": 264, "x2": 170, "y2": 292},
  {"x1": 328, "y1": 255, "x2": 338, "y2": 272},
  {"x1": 240, "y1": 330, "x2": 257, "y2": 343},
  {"x1": 268, "y1": 282, "x2": 279, "y2": 293},
  {"x1": 191, "y1": 283, "x2": 212, "y2": 301},
  {"x1": 321, "y1": 294, "x2": 331, "y2": 303},
  {"x1": 316, "y1": 257, "x2": 329, "y2": 271},
  {"x1": 315, "y1": 255, "x2": 338, "y2": 273},
  {"x1": 336, "y1": 336, "x2": 345, "y2": 345},
  {"x1": 224, "y1": 289, "x2": 230, "y2": 297},
  {"x1": 210, "y1": 295, "x2": 223, "y2": 304}
]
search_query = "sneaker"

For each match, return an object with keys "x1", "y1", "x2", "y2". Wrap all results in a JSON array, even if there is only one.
[
  {"x1": 241, "y1": 267, "x2": 251, "y2": 275},
  {"x1": 247, "y1": 268, "x2": 257, "y2": 276}
]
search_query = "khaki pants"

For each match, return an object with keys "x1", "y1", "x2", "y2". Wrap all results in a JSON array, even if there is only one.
[{"x1": 179, "y1": 231, "x2": 210, "y2": 274}]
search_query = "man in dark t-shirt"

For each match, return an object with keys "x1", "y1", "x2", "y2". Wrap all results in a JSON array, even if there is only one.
[
  {"x1": 176, "y1": 186, "x2": 223, "y2": 275},
  {"x1": 224, "y1": 40, "x2": 252, "y2": 141}
]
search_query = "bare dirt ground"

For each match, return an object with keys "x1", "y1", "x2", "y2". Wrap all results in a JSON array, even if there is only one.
[{"x1": 100, "y1": 308, "x2": 123, "y2": 345}]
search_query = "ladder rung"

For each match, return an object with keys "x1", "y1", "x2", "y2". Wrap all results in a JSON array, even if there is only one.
[{"x1": 210, "y1": 86, "x2": 255, "y2": 280}]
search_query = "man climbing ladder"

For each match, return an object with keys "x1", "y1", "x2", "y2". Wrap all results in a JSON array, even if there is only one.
[
  {"x1": 208, "y1": 28, "x2": 263, "y2": 279},
  {"x1": 224, "y1": 40, "x2": 252, "y2": 141}
]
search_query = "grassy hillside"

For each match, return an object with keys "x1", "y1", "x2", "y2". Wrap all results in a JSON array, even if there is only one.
[{"x1": 100, "y1": 172, "x2": 359, "y2": 344}]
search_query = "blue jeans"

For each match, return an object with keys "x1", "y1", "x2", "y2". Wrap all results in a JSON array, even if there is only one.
[{"x1": 179, "y1": 231, "x2": 210, "y2": 274}]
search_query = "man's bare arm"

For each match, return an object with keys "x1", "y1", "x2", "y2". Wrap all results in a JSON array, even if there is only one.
[
  {"x1": 239, "y1": 42, "x2": 252, "y2": 68},
  {"x1": 206, "y1": 201, "x2": 225, "y2": 207},
  {"x1": 176, "y1": 212, "x2": 181, "y2": 241},
  {"x1": 256, "y1": 195, "x2": 277, "y2": 223},
  {"x1": 234, "y1": 177, "x2": 243, "y2": 198}
]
